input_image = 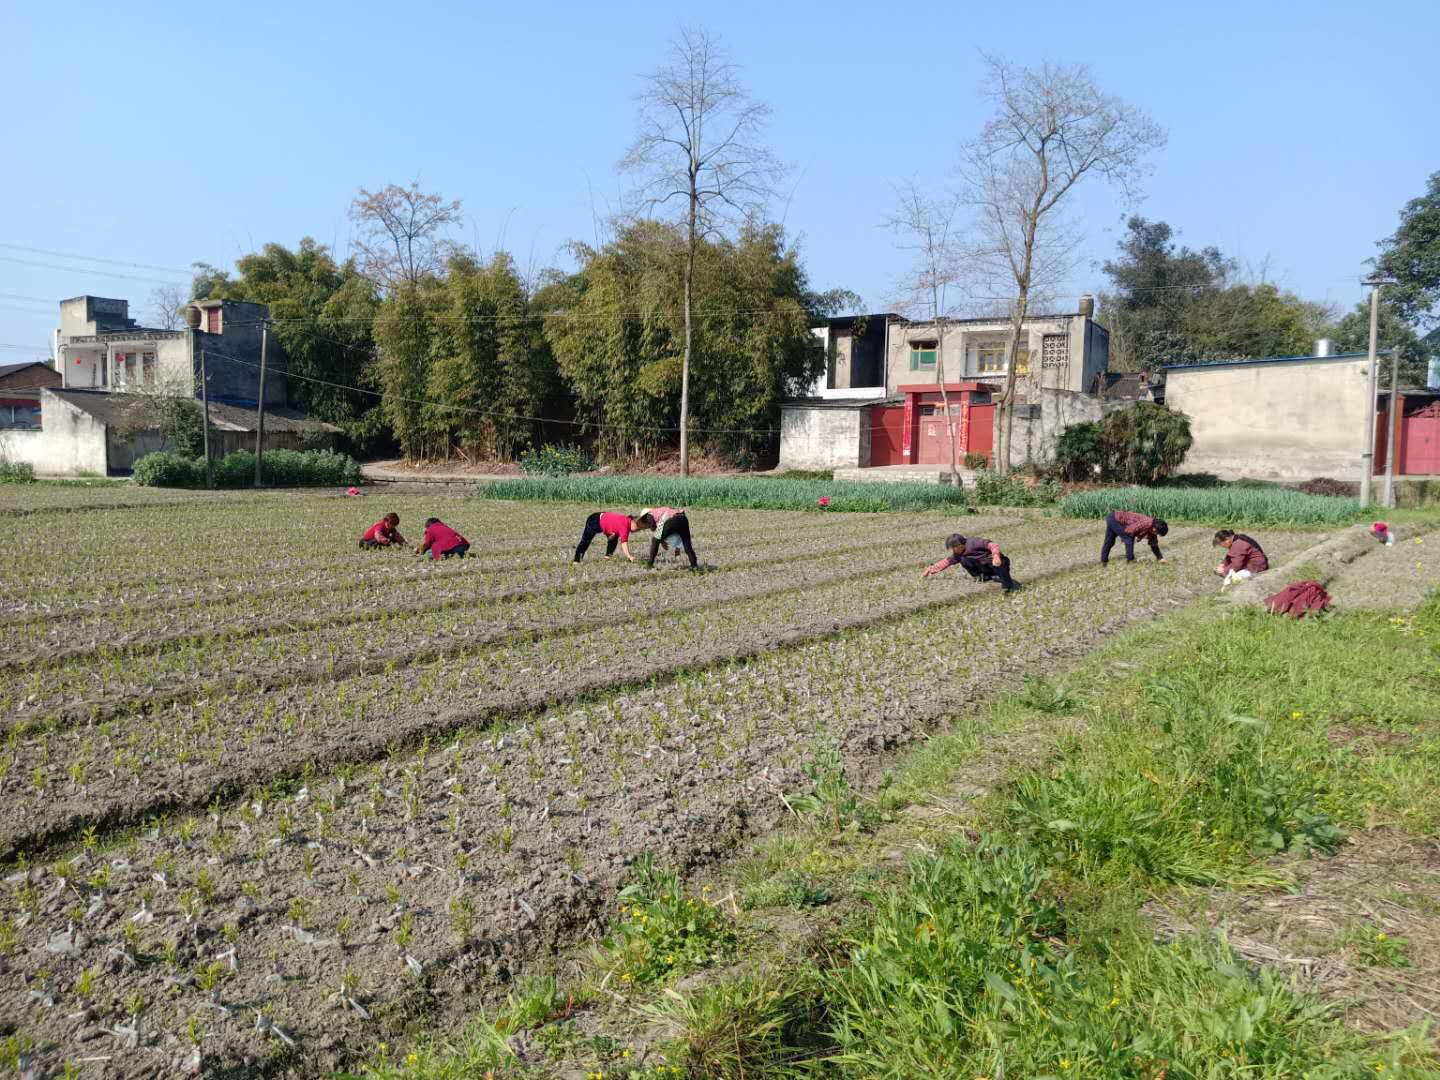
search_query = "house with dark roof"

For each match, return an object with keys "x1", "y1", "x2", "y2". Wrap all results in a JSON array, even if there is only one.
[
  {"x1": 0, "y1": 388, "x2": 338, "y2": 476},
  {"x1": 0, "y1": 360, "x2": 61, "y2": 429}
]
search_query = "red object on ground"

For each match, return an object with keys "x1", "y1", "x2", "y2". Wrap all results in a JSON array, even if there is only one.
[
  {"x1": 1264, "y1": 580, "x2": 1332, "y2": 619},
  {"x1": 346, "y1": 486, "x2": 363, "y2": 496},
  {"x1": 818, "y1": 496, "x2": 830, "y2": 508}
]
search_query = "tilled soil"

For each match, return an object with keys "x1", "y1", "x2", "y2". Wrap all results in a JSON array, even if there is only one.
[
  {"x1": 0, "y1": 495, "x2": 1315, "y2": 1077},
  {"x1": 1325, "y1": 529, "x2": 1438, "y2": 610}
]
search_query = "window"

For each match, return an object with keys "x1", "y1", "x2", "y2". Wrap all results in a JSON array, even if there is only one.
[
  {"x1": 1042, "y1": 333, "x2": 1069, "y2": 367},
  {"x1": 909, "y1": 343, "x2": 937, "y2": 371},
  {"x1": 142, "y1": 354, "x2": 156, "y2": 387},
  {"x1": 971, "y1": 340, "x2": 1030, "y2": 375}
]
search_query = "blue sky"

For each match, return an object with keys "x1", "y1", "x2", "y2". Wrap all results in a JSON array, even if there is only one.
[{"x1": 1, "y1": 0, "x2": 1435, "y2": 360}]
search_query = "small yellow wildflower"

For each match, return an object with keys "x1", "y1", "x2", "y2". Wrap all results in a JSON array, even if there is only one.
[
  {"x1": 406, "y1": 1053, "x2": 418, "y2": 1066},
  {"x1": 1291, "y1": 711, "x2": 1303, "y2": 720},
  {"x1": 1377, "y1": 932, "x2": 1388, "y2": 942},
  {"x1": 1060, "y1": 1058, "x2": 1071, "y2": 1070}
]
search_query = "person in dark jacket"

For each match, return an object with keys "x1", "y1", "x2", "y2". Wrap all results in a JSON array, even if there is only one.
[
  {"x1": 921, "y1": 532, "x2": 1018, "y2": 592},
  {"x1": 1100, "y1": 510, "x2": 1169, "y2": 565},
  {"x1": 1213, "y1": 529, "x2": 1268, "y2": 583}
]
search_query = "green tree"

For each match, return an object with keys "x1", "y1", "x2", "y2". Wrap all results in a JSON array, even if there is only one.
[
  {"x1": 1328, "y1": 295, "x2": 1432, "y2": 388},
  {"x1": 542, "y1": 219, "x2": 823, "y2": 465},
  {"x1": 1375, "y1": 171, "x2": 1440, "y2": 329},
  {"x1": 1178, "y1": 282, "x2": 1332, "y2": 362},
  {"x1": 372, "y1": 285, "x2": 439, "y2": 459},
  {"x1": 1100, "y1": 402, "x2": 1193, "y2": 484}
]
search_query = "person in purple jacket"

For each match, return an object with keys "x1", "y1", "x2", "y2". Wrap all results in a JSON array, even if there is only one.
[{"x1": 921, "y1": 532, "x2": 1019, "y2": 592}]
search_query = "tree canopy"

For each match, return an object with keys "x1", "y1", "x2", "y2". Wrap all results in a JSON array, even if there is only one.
[{"x1": 1375, "y1": 171, "x2": 1440, "y2": 329}]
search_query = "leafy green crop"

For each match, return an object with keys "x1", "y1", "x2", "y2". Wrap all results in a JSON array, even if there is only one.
[
  {"x1": 477, "y1": 475, "x2": 969, "y2": 512},
  {"x1": 1060, "y1": 485, "x2": 1358, "y2": 526}
]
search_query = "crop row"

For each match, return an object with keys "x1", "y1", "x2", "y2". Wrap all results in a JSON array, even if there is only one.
[
  {"x1": 0, "y1": 519, "x2": 1093, "y2": 727},
  {"x1": 0, "y1": 502, "x2": 979, "y2": 630},
  {"x1": 0, "y1": 529, "x2": 1308, "y2": 1076},
  {"x1": 0, "y1": 510, "x2": 1019, "y2": 665},
  {"x1": 0, "y1": 523, "x2": 1176, "y2": 856}
]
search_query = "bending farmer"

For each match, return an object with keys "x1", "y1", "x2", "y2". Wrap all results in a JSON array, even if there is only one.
[
  {"x1": 921, "y1": 532, "x2": 1018, "y2": 592},
  {"x1": 416, "y1": 518, "x2": 470, "y2": 560},
  {"x1": 574, "y1": 511, "x2": 650, "y2": 563},
  {"x1": 640, "y1": 506, "x2": 699, "y2": 569},
  {"x1": 1100, "y1": 510, "x2": 1169, "y2": 565},
  {"x1": 360, "y1": 512, "x2": 407, "y2": 550},
  {"x1": 1213, "y1": 529, "x2": 1267, "y2": 584}
]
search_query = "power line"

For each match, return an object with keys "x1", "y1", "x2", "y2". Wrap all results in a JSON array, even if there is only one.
[
  {"x1": 199, "y1": 345, "x2": 783, "y2": 439},
  {"x1": 0, "y1": 243, "x2": 190, "y2": 277},
  {"x1": 0, "y1": 257, "x2": 186, "y2": 287}
]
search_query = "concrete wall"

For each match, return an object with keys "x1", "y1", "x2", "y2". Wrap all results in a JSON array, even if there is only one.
[
  {"x1": 995, "y1": 388, "x2": 1105, "y2": 471},
  {"x1": 0, "y1": 395, "x2": 109, "y2": 475},
  {"x1": 1164, "y1": 356, "x2": 1370, "y2": 481},
  {"x1": 779, "y1": 404, "x2": 869, "y2": 470},
  {"x1": 107, "y1": 429, "x2": 167, "y2": 472},
  {"x1": 192, "y1": 301, "x2": 287, "y2": 404}
]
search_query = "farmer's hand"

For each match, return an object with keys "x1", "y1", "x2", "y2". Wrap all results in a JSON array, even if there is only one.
[{"x1": 992, "y1": 555, "x2": 1002, "y2": 566}]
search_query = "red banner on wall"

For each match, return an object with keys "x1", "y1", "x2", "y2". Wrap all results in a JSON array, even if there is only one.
[{"x1": 901, "y1": 393, "x2": 914, "y2": 460}]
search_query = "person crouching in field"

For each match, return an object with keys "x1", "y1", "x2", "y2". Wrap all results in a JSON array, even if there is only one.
[
  {"x1": 1100, "y1": 510, "x2": 1169, "y2": 565},
  {"x1": 574, "y1": 510, "x2": 651, "y2": 563},
  {"x1": 359, "y1": 512, "x2": 407, "y2": 550},
  {"x1": 415, "y1": 517, "x2": 470, "y2": 560},
  {"x1": 1214, "y1": 529, "x2": 1268, "y2": 585},
  {"x1": 921, "y1": 532, "x2": 1018, "y2": 592},
  {"x1": 640, "y1": 506, "x2": 700, "y2": 569}
]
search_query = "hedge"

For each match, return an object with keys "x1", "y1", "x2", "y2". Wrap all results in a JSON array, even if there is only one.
[
  {"x1": 133, "y1": 449, "x2": 361, "y2": 489},
  {"x1": 477, "y1": 475, "x2": 970, "y2": 513},
  {"x1": 1059, "y1": 486, "x2": 1360, "y2": 527}
]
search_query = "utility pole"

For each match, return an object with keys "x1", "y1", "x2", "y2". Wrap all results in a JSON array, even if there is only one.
[
  {"x1": 1358, "y1": 277, "x2": 1383, "y2": 508},
  {"x1": 254, "y1": 322, "x2": 268, "y2": 487},
  {"x1": 199, "y1": 348, "x2": 214, "y2": 489},
  {"x1": 1383, "y1": 345, "x2": 1400, "y2": 508}
]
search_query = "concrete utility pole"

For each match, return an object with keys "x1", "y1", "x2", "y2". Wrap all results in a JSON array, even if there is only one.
[
  {"x1": 1383, "y1": 345, "x2": 1400, "y2": 508},
  {"x1": 254, "y1": 322, "x2": 268, "y2": 487},
  {"x1": 199, "y1": 348, "x2": 214, "y2": 489},
  {"x1": 1359, "y1": 277, "x2": 1383, "y2": 508}
]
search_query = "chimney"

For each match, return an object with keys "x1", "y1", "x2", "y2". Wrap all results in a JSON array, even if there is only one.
[
  {"x1": 1314, "y1": 338, "x2": 1333, "y2": 357},
  {"x1": 1077, "y1": 294, "x2": 1095, "y2": 318}
]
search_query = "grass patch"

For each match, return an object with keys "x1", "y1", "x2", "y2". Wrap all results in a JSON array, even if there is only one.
[
  {"x1": 1061, "y1": 485, "x2": 1360, "y2": 526},
  {"x1": 476, "y1": 474, "x2": 969, "y2": 512}
]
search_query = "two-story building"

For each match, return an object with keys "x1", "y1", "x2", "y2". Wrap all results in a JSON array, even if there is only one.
[{"x1": 781, "y1": 297, "x2": 1109, "y2": 472}]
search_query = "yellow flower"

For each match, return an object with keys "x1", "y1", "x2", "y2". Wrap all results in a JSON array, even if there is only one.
[
  {"x1": 1291, "y1": 711, "x2": 1303, "y2": 720},
  {"x1": 665, "y1": 954, "x2": 676, "y2": 965},
  {"x1": 622, "y1": 1048, "x2": 632, "y2": 1058},
  {"x1": 1060, "y1": 1058, "x2": 1071, "y2": 1070},
  {"x1": 1377, "y1": 932, "x2": 1388, "y2": 942},
  {"x1": 406, "y1": 1053, "x2": 418, "y2": 1066},
  {"x1": 379, "y1": 1043, "x2": 388, "y2": 1052}
]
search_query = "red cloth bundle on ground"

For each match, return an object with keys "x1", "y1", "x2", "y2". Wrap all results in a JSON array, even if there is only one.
[{"x1": 1264, "y1": 580, "x2": 1332, "y2": 619}]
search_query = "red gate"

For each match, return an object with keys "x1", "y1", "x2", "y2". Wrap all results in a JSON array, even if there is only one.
[{"x1": 869, "y1": 405, "x2": 905, "y2": 466}]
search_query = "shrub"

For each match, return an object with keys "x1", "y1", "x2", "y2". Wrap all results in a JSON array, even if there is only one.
[
  {"x1": 0, "y1": 459, "x2": 36, "y2": 484},
  {"x1": 1053, "y1": 420, "x2": 1104, "y2": 481},
  {"x1": 1297, "y1": 477, "x2": 1355, "y2": 498},
  {"x1": 1060, "y1": 485, "x2": 1359, "y2": 526},
  {"x1": 133, "y1": 449, "x2": 360, "y2": 488},
  {"x1": 963, "y1": 451, "x2": 989, "y2": 470},
  {"x1": 971, "y1": 470, "x2": 1059, "y2": 507},
  {"x1": 132, "y1": 451, "x2": 204, "y2": 488},
  {"x1": 477, "y1": 475, "x2": 969, "y2": 513},
  {"x1": 519, "y1": 443, "x2": 594, "y2": 477}
]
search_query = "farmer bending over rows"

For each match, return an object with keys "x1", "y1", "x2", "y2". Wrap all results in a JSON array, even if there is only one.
[
  {"x1": 1100, "y1": 510, "x2": 1169, "y2": 565},
  {"x1": 1214, "y1": 529, "x2": 1268, "y2": 584},
  {"x1": 359, "y1": 512, "x2": 407, "y2": 550},
  {"x1": 416, "y1": 517, "x2": 470, "y2": 560},
  {"x1": 640, "y1": 506, "x2": 700, "y2": 569},
  {"x1": 574, "y1": 510, "x2": 652, "y2": 563},
  {"x1": 921, "y1": 532, "x2": 1018, "y2": 592}
]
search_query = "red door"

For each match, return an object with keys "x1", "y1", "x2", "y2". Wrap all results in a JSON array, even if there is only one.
[
  {"x1": 918, "y1": 405, "x2": 962, "y2": 465},
  {"x1": 868, "y1": 405, "x2": 905, "y2": 466},
  {"x1": 1402, "y1": 411, "x2": 1440, "y2": 474},
  {"x1": 966, "y1": 403, "x2": 995, "y2": 465}
]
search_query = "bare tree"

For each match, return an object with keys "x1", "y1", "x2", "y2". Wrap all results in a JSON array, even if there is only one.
[
  {"x1": 350, "y1": 181, "x2": 463, "y2": 291},
  {"x1": 622, "y1": 24, "x2": 783, "y2": 476},
  {"x1": 886, "y1": 182, "x2": 966, "y2": 486},
  {"x1": 145, "y1": 284, "x2": 187, "y2": 330},
  {"x1": 961, "y1": 55, "x2": 1164, "y2": 474}
]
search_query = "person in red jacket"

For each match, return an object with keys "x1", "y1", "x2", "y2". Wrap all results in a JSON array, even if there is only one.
[
  {"x1": 1100, "y1": 510, "x2": 1169, "y2": 565},
  {"x1": 1213, "y1": 529, "x2": 1268, "y2": 582},
  {"x1": 573, "y1": 510, "x2": 652, "y2": 563},
  {"x1": 359, "y1": 512, "x2": 407, "y2": 550},
  {"x1": 921, "y1": 532, "x2": 1018, "y2": 592},
  {"x1": 415, "y1": 518, "x2": 470, "y2": 560}
]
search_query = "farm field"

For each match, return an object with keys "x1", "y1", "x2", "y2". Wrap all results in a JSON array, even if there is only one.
[{"x1": 0, "y1": 488, "x2": 1322, "y2": 1077}]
